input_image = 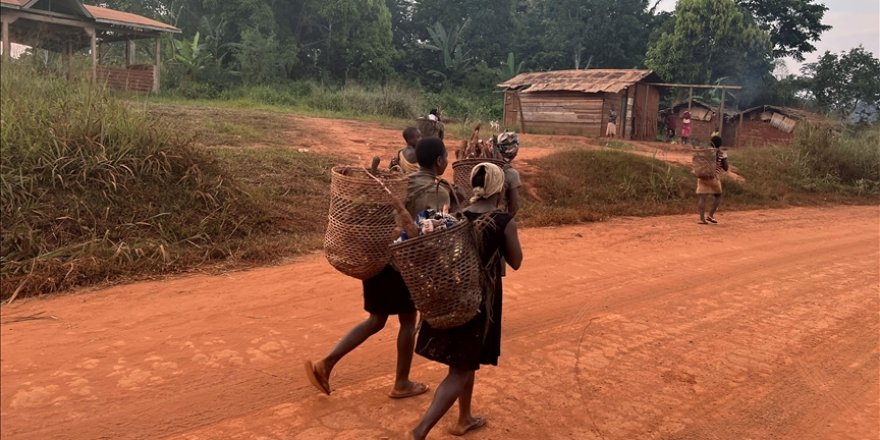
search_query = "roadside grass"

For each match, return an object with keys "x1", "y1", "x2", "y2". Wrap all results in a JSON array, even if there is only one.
[
  {"x1": 0, "y1": 66, "x2": 334, "y2": 299},
  {"x1": 3, "y1": 65, "x2": 877, "y2": 299},
  {"x1": 518, "y1": 150, "x2": 697, "y2": 225},
  {"x1": 519, "y1": 132, "x2": 879, "y2": 227}
]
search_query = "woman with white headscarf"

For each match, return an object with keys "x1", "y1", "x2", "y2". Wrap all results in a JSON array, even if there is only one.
[{"x1": 408, "y1": 162, "x2": 524, "y2": 440}]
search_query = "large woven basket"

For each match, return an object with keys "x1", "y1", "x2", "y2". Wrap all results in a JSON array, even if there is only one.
[
  {"x1": 390, "y1": 220, "x2": 482, "y2": 329},
  {"x1": 452, "y1": 158, "x2": 507, "y2": 194},
  {"x1": 416, "y1": 118, "x2": 445, "y2": 139},
  {"x1": 692, "y1": 149, "x2": 718, "y2": 179},
  {"x1": 324, "y1": 166, "x2": 408, "y2": 280}
]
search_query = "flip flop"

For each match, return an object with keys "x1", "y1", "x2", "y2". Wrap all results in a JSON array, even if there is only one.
[
  {"x1": 388, "y1": 382, "x2": 429, "y2": 399},
  {"x1": 304, "y1": 360, "x2": 331, "y2": 395},
  {"x1": 706, "y1": 217, "x2": 718, "y2": 224},
  {"x1": 448, "y1": 416, "x2": 486, "y2": 436},
  {"x1": 698, "y1": 220, "x2": 709, "y2": 225}
]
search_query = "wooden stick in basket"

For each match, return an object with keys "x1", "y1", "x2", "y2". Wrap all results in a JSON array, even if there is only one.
[{"x1": 362, "y1": 165, "x2": 420, "y2": 239}]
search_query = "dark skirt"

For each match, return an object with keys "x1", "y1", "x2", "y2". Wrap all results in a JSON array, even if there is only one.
[
  {"x1": 362, "y1": 265, "x2": 416, "y2": 315},
  {"x1": 415, "y1": 279, "x2": 502, "y2": 371}
]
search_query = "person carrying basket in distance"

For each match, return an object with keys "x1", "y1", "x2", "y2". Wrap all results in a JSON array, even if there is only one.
[
  {"x1": 695, "y1": 133, "x2": 729, "y2": 225},
  {"x1": 390, "y1": 127, "x2": 422, "y2": 174},
  {"x1": 408, "y1": 162, "x2": 523, "y2": 440},
  {"x1": 495, "y1": 132, "x2": 522, "y2": 216},
  {"x1": 304, "y1": 134, "x2": 433, "y2": 400}
]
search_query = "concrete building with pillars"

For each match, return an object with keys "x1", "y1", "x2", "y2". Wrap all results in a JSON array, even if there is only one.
[{"x1": 1, "y1": 0, "x2": 180, "y2": 92}]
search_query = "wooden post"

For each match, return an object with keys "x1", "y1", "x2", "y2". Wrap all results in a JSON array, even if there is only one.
[
  {"x1": 737, "y1": 112, "x2": 744, "y2": 148},
  {"x1": 516, "y1": 91, "x2": 526, "y2": 134},
  {"x1": 63, "y1": 40, "x2": 72, "y2": 79},
  {"x1": 152, "y1": 38, "x2": 161, "y2": 93},
  {"x1": 687, "y1": 87, "x2": 693, "y2": 112},
  {"x1": 620, "y1": 92, "x2": 627, "y2": 139},
  {"x1": 86, "y1": 27, "x2": 97, "y2": 83},
  {"x1": 1, "y1": 16, "x2": 10, "y2": 62},
  {"x1": 642, "y1": 84, "x2": 649, "y2": 140},
  {"x1": 126, "y1": 39, "x2": 136, "y2": 66},
  {"x1": 718, "y1": 89, "x2": 726, "y2": 137}
]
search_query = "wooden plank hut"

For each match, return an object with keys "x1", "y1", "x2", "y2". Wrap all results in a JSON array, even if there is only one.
[
  {"x1": 1, "y1": 0, "x2": 180, "y2": 92},
  {"x1": 729, "y1": 105, "x2": 839, "y2": 147},
  {"x1": 497, "y1": 69, "x2": 664, "y2": 140}
]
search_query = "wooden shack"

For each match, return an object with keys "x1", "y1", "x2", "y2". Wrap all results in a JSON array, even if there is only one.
[
  {"x1": 497, "y1": 69, "x2": 663, "y2": 140},
  {"x1": 668, "y1": 100, "x2": 735, "y2": 145},
  {"x1": 1, "y1": 0, "x2": 180, "y2": 92},
  {"x1": 729, "y1": 105, "x2": 839, "y2": 147}
]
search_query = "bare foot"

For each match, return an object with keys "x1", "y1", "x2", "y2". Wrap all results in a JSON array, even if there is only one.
[
  {"x1": 304, "y1": 360, "x2": 331, "y2": 395},
  {"x1": 388, "y1": 381, "x2": 429, "y2": 399},
  {"x1": 449, "y1": 416, "x2": 486, "y2": 436}
]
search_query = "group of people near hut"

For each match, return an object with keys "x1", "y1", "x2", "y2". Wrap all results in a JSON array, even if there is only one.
[{"x1": 305, "y1": 127, "x2": 523, "y2": 439}]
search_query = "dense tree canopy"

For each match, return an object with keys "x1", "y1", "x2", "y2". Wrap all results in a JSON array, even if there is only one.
[
  {"x1": 84, "y1": 0, "x2": 880, "y2": 119},
  {"x1": 804, "y1": 46, "x2": 880, "y2": 123}
]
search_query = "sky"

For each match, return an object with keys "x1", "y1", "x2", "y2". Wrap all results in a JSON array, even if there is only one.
[{"x1": 655, "y1": 0, "x2": 880, "y2": 75}]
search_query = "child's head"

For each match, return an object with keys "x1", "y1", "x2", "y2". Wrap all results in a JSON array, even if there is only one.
[
  {"x1": 403, "y1": 127, "x2": 421, "y2": 147},
  {"x1": 416, "y1": 136, "x2": 448, "y2": 174},
  {"x1": 711, "y1": 134, "x2": 722, "y2": 148}
]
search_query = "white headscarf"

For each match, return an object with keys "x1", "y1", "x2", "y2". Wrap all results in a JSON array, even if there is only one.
[{"x1": 469, "y1": 162, "x2": 505, "y2": 203}]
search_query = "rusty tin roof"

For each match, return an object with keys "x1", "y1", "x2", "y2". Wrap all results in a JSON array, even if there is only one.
[{"x1": 498, "y1": 69, "x2": 663, "y2": 94}]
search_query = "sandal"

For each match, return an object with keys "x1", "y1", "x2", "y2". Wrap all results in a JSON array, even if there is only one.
[{"x1": 706, "y1": 217, "x2": 718, "y2": 224}]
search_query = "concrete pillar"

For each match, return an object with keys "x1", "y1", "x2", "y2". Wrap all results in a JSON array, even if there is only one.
[
  {"x1": 86, "y1": 27, "x2": 97, "y2": 83},
  {"x1": 1, "y1": 16, "x2": 10, "y2": 62},
  {"x1": 126, "y1": 39, "x2": 136, "y2": 66},
  {"x1": 152, "y1": 37, "x2": 160, "y2": 92}
]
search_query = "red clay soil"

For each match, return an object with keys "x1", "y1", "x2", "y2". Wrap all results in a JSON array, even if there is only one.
[{"x1": 2, "y1": 206, "x2": 878, "y2": 440}]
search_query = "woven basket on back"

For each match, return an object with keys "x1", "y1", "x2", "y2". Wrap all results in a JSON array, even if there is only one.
[
  {"x1": 452, "y1": 158, "x2": 507, "y2": 194},
  {"x1": 324, "y1": 166, "x2": 408, "y2": 280},
  {"x1": 416, "y1": 118, "x2": 444, "y2": 139},
  {"x1": 390, "y1": 220, "x2": 482, "y2": 329},
  {"x1": 692, "y1": 148, "x2": 718, "y2": 179}
]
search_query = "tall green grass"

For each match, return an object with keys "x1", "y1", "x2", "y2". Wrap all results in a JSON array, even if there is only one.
[
  {"x1": 0, "y1": 65, "x2": 331, "y2": 299},
  {"x1": 731, "y1": 125, "x2": 880, "y2": 197},
  {"x1": 162, "y1": 81, "x2": 503, "y2": 123}
]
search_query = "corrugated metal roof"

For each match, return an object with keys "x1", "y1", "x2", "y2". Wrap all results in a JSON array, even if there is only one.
[
  {"x1": 0, "y1": 0, "x2": 179, "y2": 33},
  {"x1": 498, "y1": 69, "x2": 663, "y2": 94},
  {"x1": 738, "y1": 105, "x2": 840, "y2": 126},
  {"x1": 0, "y1": 0, "x2": 30, "y2": 7},
  {"x1": 85, "y1": 5, "x2": 179, "y2": 33}
]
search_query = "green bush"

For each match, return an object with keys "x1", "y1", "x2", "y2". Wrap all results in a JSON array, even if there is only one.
[
  {"x1": 0, "y1": 65, "x2": 303, "y2": 298},
  {"x1": 519, "y1": 149, "x2": 696, "y2": 225},
  {"x1": 732, "y1": 125, "x2": 880, "y2": 196}
]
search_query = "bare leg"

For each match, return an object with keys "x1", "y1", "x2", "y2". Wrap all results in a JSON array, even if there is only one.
[
  {"x1": 411, "y1": 366, "x2": 474, "y2": 440},
  {"x1": 313, "y1": 314, "x2": 388, "y2": 385},
  {"x1": 392, "y1": 312, "x2": 423, "y2": 394},
  {"x1": 709, "y1": 194, "x2": 722, "y2": 218},
  {"x1": 697, "y1": 195, "x2": 707, "y2": 222},
  {"x1": 451, "y1": 371, "x2": 481, "y2": 432}
]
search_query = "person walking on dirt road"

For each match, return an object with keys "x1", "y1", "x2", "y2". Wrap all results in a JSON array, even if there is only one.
[
  {"x1": 304, "y1": 139, "x2": 437, "y2": 400},
  {"x1": 408, "y1": 162, "x2": 523, "y2": 440},
  {"x1": 697, "y1": 134, "x2": 729, "y2": 224}
]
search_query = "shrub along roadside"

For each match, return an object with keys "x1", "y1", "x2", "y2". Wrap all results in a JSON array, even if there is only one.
[
  {"x1": 518, "y1": 136, "x2": 879, "y2": 228},
  {"x1": 0, "y1": 67, "x2": 334, "y2": 299}
]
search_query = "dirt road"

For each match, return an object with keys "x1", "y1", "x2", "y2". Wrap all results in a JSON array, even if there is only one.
[{"x1": 2, "y1": 206, "x2": 878, "y2": 440}]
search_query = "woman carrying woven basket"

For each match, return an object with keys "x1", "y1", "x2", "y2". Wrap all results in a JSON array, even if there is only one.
[
  {"x1": 304, "y1": 136, "x2": 436, "y2": 400},
  {"x1": 408, "y1": 162, "x2": 523, "y2": 440},
  {"x1": 696, "y1": 134, "x2": 729, "y2": 224}
]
